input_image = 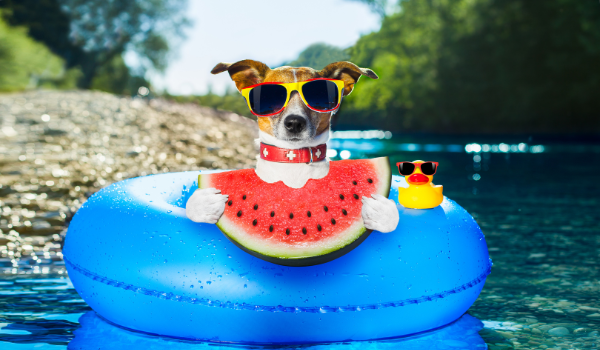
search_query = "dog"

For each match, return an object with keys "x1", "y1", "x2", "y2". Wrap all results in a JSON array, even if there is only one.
[{"x1": 186, "y1": 60, "x2": 399, "y2": 233}]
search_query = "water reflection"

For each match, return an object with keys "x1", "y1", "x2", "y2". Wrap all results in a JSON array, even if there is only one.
[{"x1": 68, "y1": 312, "x2": 486, "y2": 350}]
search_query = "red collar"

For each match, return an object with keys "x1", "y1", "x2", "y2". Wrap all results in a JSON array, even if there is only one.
[{"x1": 259, "y1": 143, "x2": 327, "y2": 163}]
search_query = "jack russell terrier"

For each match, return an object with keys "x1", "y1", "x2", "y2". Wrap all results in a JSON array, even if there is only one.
[{"x1": 186, "y1": 60, "x2": 399, "y2": 233}]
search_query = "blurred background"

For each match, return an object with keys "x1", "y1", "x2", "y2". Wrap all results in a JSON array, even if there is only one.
[
  {"x1": 1, "y1": 1, "x2": 599, "y2": 349},
  {"x1": 2, "y1": 0, "x2": 599, "y2": 134}
]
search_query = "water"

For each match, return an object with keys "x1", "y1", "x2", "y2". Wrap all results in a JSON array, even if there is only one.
[{"x1": 1, "y1": 136, "x2": 599, "y2": 349}]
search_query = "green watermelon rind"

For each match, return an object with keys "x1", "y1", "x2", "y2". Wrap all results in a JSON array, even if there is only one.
[{"x1": 199, "y1": 157, "x2": 391, "y2": 266}]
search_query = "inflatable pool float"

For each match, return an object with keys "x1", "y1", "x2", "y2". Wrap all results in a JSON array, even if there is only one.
[
  {"x1": 63, "y1": 171, "x2": 491, "y2": 344},
  {"x1": 71, "y1": 311, "x2": 487, "y2": 349}
]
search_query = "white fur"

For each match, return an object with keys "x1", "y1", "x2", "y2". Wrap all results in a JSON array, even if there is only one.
[
  {"x1": 361, "y1": 194, "x2": 399, "y2": 233},
  {"x1": 185, "y1": 188, "x2": 228, "y2": 224},
  {"x1": 259, "y1": 129, "x2": 330, "y2": 149},
  {"x1": 255, "y1": 157, "x2": 330, "y2": 188}
]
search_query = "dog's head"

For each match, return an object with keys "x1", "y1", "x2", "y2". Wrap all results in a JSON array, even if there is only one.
[{"x1": 212, "y1": 60, "x2": 378, "y2": 147}]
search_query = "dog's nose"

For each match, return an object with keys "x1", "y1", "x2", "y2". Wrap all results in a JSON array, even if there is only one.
[{"x1": 284, "y1": 116, "x2": 306, "y2": 134}]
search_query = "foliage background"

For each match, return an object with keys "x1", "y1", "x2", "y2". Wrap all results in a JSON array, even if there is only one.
[
  {"x1": 1, "y1": 0, "x2": 599, "y2": 134},
  {"x1": 340, "y1": 0, "x2": 600, "y2": 134},
  {"x1": 0, "y1": 0, "x2": 188, "y2": 95}
]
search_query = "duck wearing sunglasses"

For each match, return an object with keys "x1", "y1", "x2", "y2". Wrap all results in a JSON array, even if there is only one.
[
  {"x1": 186, "y1": 59, "x2": 399, "y2": 234},
  {"x1": 397, "y1": 161, "x2": 444, "y2": 209}
]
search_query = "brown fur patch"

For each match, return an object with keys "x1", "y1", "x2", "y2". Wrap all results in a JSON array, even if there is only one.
[
  {"x1": 211, "y1": 60, "x2": 271, "y2": 91},
  {"x1": 315, "y1": 115, "x2": 331, "y2": 135},
  {"x1": 257, "y1": 116, "x2": 274, "y2": 135},
  {"x1": 319, "y1": 61, "x2": 378, "y2": 96},
  {"x1": 263, "y1": 67, "x2": 318, "y2": 84}
]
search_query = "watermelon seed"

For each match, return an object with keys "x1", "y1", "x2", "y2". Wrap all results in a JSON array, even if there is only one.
[
  {"x1": 367, "y1": 178, "x2": 373, "y2": 183},
  {"x1": 243, "y1": 195, "x2": 247, "y2": 200},
  {"x1": 286, "y1": 228, "x2": 290, "y2": 235},
  {"x1": 270, "y1": 211, "x2": 275, "y2": 217},
  {"x1": 331, "y1": 218, "x2": 336, "y2": 225},
  {"x1": 353, "y1": 194, "x2": 359, "y2": 200},
  {"x1": 339, "y1": 194, "x2": 345, "y2": 200},
  {"x1": 324, "y1": 206, "x2": 328, "y2": 212},
  {"x1": 342, "y1": 209, "x2": 347, "y2": 215},
  {"x1": 352, "y1": 180, "x2": 357, "y2": 185},
  {"x1": 302, "y1": 227, "x2": 307, "y2": 235},
  {"x1": 253, "y1": 204, "x2": 258, "y2": 210},
  {"x1": 317, "y1": 224, "x2": 322, "y2": 231},
  {"x1": 237, "y1": 210, "x2": 242, "y2": 217},
  {"x1": 307, "y1": 211, "x2": 311, "y2": 217},
  {"x1": 228, "y1": 200, "x2": 232, "y2": 206},
  {"x1": 269, "y1": 225, "x2": 274, "y2": 232},
  {"x1": 289, "y1": 213, "x2": 294, "y2": 219},
  {"x1": 252, "y1": 219, "x2": 257, "y2": 226}
]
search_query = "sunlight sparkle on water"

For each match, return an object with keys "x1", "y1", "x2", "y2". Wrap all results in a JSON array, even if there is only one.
[{"x1": 465, "y1": 143, "x2": 545, "y2": 153}]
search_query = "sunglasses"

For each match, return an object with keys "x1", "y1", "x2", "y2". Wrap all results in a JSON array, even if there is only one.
[
  {"x1": 241, "y1": 78, "x2": 345, "y2": 117},
  {"x1": 396, "y1": 162, "x2": 439, "y2": 176}
]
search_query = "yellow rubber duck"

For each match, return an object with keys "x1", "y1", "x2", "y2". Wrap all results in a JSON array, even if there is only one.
[{"x1": 397, "y1": 160, "x2": 443, "y2": 209}]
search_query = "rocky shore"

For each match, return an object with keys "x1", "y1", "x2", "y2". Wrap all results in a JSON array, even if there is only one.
[{"x1": 0, "y1": 90, "x2": 258, "y2": 274}]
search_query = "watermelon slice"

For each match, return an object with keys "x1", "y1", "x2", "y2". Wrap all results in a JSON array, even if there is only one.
[{"x1": 198, "y1": 157, "x2": 391, "y2": 266}]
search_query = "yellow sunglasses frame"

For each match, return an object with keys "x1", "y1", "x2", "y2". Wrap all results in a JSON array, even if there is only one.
[{"x1": 240, "y1": 78, "x2": 345, "y2": 117}]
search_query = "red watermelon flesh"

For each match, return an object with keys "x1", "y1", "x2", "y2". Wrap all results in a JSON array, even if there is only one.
[{"x1": 198, "y1": 157, "x2": 391, "y2": 266}]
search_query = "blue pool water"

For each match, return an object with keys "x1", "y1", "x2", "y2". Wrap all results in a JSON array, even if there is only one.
[{"x1": 1, "y1": 136, "x2": 599, "y2": 349}]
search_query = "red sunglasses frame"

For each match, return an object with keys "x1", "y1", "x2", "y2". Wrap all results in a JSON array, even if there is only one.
[{"x1": 396, "y1": 161, "x2": 439, "y2": 176}]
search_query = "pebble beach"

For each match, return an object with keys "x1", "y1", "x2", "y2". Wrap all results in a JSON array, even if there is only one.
[{"x1": 0, "y1": 90, "x2": 257, "y2": 274}]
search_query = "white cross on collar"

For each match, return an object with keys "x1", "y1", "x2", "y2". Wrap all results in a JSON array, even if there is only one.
[
  {"x1": 315, "y1": 149, "x2": 321, "y2": 158},
  {"x1": 285, "y1": 150, "x2": 297, "y2": 160},
  {"x1": 262, "y1": 147, "x2": 269, "y2": 158}
]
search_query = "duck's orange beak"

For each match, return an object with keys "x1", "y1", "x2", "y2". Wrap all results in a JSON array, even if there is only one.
[{"x1": 407, "y1": 173, "x2": 430, "y2": 185}]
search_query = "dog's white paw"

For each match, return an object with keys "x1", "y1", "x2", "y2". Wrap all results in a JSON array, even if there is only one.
[
  {"x1": 361, "y1": 194, "x2": 399, "y2": 233},
  {"x1": 185, "y1": 188, "x2": 229, "y2": 224}
]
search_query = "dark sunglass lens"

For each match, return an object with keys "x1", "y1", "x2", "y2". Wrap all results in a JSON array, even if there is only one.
[
  {"x1": 302, "y1": 80, "x2": 339, "y2": 111},
  {"x1": 248, "y1": 85, "x2": 287, "y2": 115},
  {"x1": 420, "y1": 162, "x2": 437, "y2": 175},
  {"x1": 398, "y1": 163, "x2": 415, "y2": 176}
]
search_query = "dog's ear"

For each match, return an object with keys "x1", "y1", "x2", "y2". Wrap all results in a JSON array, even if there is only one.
[
  {"x1": 211, "y1": 60, "x2": 271, "y2": 92},
  {"x1": 319, "y1": 61, "x2": 378, "y2": 96}
]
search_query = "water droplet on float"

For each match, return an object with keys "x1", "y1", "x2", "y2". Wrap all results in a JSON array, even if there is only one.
[
  {"x1": 190, "y1": 285, "x2": 194, "y2": 288},
  {"x1": 164, "y1": 259, "x2": 168, "y2": 263},
  {"x1": 167, "y1": 210, "x2": 172, "y2": 213},
  {"x1": 228, "y1": 255, "x2": 232, "y2": 258},
  {"x1": 244, "y1": 284, "x2": 247, "y2": 288}
]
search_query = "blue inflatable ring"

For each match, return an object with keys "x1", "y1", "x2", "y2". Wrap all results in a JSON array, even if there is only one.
[{"x1": 63, "y1": 171, "x2": 491, "y2": 344}]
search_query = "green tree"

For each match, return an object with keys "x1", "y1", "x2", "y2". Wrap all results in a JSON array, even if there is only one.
[
  {"x1": 90, "y1": 55, "x2": 150, "y2": 96},
  {"x1": 346, "y1": 0, "x2": 394, "y2": 17},
  {"x1": 1, "y1": 0, "x2": 189, "y2": 90},
  {"x1": 284, "y1": 43, "x2": 350, "y2": 70},
  {"x1": 343, "y1": 0, "x2": 600, "y2": 133},
  {"x1": 0, "y1": 15, "x2": 65, "y2": 91}
]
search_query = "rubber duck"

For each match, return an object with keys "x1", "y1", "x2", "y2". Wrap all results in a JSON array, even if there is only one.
[{"x1": 397, "y1": 160, "x2": 443, "y2": 209}]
